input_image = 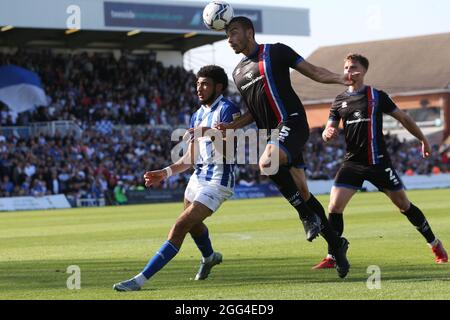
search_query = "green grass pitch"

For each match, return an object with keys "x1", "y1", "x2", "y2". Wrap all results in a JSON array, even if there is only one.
[{"x1": 0, "y1": 189, "x2": 449, "y2": 300}]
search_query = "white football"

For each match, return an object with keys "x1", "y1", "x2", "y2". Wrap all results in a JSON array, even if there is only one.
[{"x1": 202, "y1": 1, "x2": 234, "y2": 31}]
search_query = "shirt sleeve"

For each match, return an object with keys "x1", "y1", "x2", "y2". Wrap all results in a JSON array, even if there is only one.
[
  {"x1": 220, "y1": 102, "x2": 242, "y2": 123},
  {"x1": 189, "y1": 112, "x2": 196, "y2": 129},
  {"x1": 378, "y1": 90, "x2": 398, "y2": 114},
  {"x1": 275, "y1": 43, "x2": 304, "y2": 68},
  {"x1": 329, "y1": 99, "x2": 341, "y2": 122}
]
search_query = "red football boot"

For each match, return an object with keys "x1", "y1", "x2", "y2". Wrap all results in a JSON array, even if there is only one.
[
  {"x1": 430, "y1": 239, "x2": 448, "y2": 264},
  {"x1": 312, "y1": 257, "x2": 336, "y2": 269}
]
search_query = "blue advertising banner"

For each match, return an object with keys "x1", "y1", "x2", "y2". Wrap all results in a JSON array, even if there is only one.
[
  {"x1": 126, "y1": 184, "x2": 281, "y2": 204},
  {"x1": 104, "y1": 1, "x2": 262, "y2": 32},
  {"x1": 126, "y1": 189, "x2": 185, "y2": 204},
  {"x1": 232, "y1": 184, "x2": 281, "y2": 199}
]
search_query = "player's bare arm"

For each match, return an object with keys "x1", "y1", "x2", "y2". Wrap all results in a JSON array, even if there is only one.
[
  {"x1": 144, "y1": 138, "x2": 198, "y2": 187},
  {"x1": 295, "y1": 60, "x2": 359, "y2": 86},
  {"x1": 188, "y1": 126, "x2": 225, "y2": 139},
  {"x1": 215, "y1": 111, "x2": 253, "y2": 132},
  {"x1": 389, "y1": 109, "x2": 431, "y2": 158},
  {"x1": 322, "y1": 120, "x2": 339, "y2": 142}
]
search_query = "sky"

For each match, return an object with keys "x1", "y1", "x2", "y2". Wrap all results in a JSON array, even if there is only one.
[{"x1": 181, "y1": 0, "x2": 450, "y2": 76}]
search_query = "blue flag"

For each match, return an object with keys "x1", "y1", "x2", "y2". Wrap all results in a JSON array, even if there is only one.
[{"x1": 0, "y1": 65, "x2": 48, "y2": 113}]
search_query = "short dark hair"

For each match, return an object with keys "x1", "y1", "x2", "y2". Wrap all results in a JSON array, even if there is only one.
[
  {"x1": 196, "y1": 65, "x2": 228, "y2": 91},
  {"x1": 346, "y1": 53, "x2": 369, "y2": 70},
  {"x1": 225, "y1": 16, "x2": 255, "y2": 38}
]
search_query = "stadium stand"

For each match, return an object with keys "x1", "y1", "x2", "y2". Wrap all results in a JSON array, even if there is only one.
[{"x1": 0, "y1": 49, "x2": 448, "y2": 207}]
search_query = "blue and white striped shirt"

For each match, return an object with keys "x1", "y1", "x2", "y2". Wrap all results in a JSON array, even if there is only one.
[{"x1": 190, "y1": 95, "x2": 241, "y2": 188}]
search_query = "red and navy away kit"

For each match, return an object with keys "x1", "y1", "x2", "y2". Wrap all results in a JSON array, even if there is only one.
[
  {"x1": 233, "y1": 43, "x2": 306, "y2": 129},
  {"x1": 329, "y1": 86, "x2": 398, "y2": 165},
  {"x1": 232, "y1": 43, "x2": 309, "y2": 167}
]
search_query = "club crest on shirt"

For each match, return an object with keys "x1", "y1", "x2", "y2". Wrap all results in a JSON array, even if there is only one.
[
  {"x1": 244, "y1": 72, "x2": 254, "y2": 81},
  {"x1": 342, "y1": 101, "x2": 348, "y2": 109}
]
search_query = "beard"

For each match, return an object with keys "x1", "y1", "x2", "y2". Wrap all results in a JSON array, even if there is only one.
[
  {"x1": 200, "y1": 89, "x2": 218, "y2": 106},
  {"x1": 231, "y1": 45, "x2": 242, "y2": 54},
  {"x1": 230, "y1": 42, "x2": 246, "y2": 54}
]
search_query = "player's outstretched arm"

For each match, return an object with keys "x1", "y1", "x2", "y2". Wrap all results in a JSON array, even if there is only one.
[
  {"x1": 322, "y1": 120, "x2": 339, "y2": 142},
  {"x1": 188, "y1": 127, "x2": 224, "y2": 139},
  {"x1": 216, "y1": 111, "x2": 254, "y2": 132},
  {"x1": 389, "y1": 109, "x2": 432, "y2": 158},
  {"x1": 295, "y1": 60, "x2": 359, "y2": 86},
  {"x1": 143, "y1": 138, "x2": 197, "y2": 188}
]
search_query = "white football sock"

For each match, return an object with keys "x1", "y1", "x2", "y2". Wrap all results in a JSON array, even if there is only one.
[
  {"x1": 428, "y1": 238, "x2": 439, "y2": 247},
  {"x1": 202, "y1": 252, "x2": 215, "y2": 263},
  {"x1": 326, "y1": 254, "x2": 335, "y2": 260}
]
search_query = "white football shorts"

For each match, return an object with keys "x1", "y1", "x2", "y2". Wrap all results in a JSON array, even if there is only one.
[{"x1": 184, "y1": 175, "x2": 234, "y2": 213}]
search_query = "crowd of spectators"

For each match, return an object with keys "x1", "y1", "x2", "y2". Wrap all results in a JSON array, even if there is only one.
[
  {"x1": 0, "y1": 124, "x2": 448, "y2": 205},
  {"x1": 0, "y1": 49, "x2": 449, "y2": 205},
  {"x1": 0, "y1": 49, "x2": 199, "y2": 128},
  {"x1": 0, "y1": 126, "x2": 177, "y2": 205}
]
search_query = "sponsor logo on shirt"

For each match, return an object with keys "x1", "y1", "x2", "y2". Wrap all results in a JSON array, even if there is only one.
[
  {"x1": 241, "y1": 75, "x2": 264, "y2": 90},
  {"x1": 346, "y1": 118, "x2": 370, "y2": 124},
  {"x1": 346, "y1": 110, "x2": 370, "y2": 124},
  {"x1": 345, "y1": 110, "x2": 370, "y2": 124}
]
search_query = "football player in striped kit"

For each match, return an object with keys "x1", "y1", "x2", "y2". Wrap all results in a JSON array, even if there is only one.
[
  {"x1": 314, "y1": 53, "x2": 447, "y2": 269},
  {"x1": 222, "y1": 16, "x2": 357, "y2": 278},
  {"x1": 113, "y1": 65, "x2": 241, "y2": 291}
]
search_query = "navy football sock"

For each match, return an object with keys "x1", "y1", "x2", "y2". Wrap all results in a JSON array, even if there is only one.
[
  {"x1": 191, "y1": 228, "x2": 214, "y2": 258},
  {"x1": 327, "y1": 213, "x2": 344, "y2": 256},
  {"x1": 306, "y1": 194, "x2": 340, "y2": 251},
  {"x1": 402, "y1": 203, "x2": 436, "y2": 244},
  {"x1": 142, "y1": 240, "x2": 179, "y2": 279},
  {"x1": 268, "y1": 166, "x2": 315, "y2": 221}
]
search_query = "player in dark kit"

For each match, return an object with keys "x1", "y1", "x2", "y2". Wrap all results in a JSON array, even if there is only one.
[
  {"x1": 218, "y1": 16, "x2": 359, "y2": 278},
  {"x1": 313, "y1": 53, "x2": 448, "y2": 269}
]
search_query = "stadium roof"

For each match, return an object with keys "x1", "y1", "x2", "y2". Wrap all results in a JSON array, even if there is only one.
[
  {"x1": 0, "y1": 27, "x2": 225, "y2": 52},
  {"x1": 291, "y1": 33, "x2": 450, "y2": 103},
  {"x1": 0, "y1": 0, "x2": 310, "y2": 53}
]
